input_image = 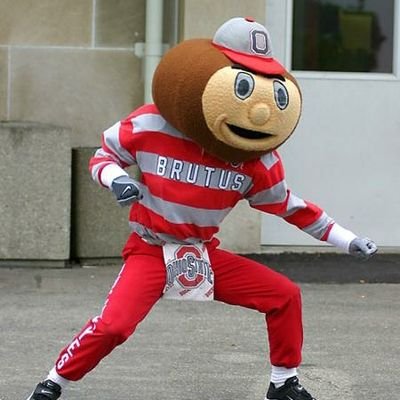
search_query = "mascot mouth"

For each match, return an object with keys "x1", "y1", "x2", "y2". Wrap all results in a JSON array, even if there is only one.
[{"x1": 227, "y1": 124, "x2": 273, "y2": 140}]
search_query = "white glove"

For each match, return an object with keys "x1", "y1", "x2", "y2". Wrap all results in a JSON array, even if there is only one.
[{"x1": 349, "y1": 237, "x2": 378, "y2": 260}]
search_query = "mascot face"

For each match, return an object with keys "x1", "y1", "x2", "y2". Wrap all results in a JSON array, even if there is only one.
[
  {"x1": 152, "y1": 17, "x2": 302, "y2": 162},
  {"x1": 202, "y1": 66, "x2": 301, "y2": 153}
]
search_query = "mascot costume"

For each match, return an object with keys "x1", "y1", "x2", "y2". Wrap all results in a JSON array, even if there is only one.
[{"x1": 27, "y1": 17, "x2": 377, "y2": 400}]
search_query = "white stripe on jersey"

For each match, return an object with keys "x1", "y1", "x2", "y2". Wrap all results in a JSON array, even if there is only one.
[
  {"x1": 302, "y1": 212, "x2": 333, "y2": 239},
  {"x1": 140, "y1": 185, "x2": 233, "y2": 226},
  {"x1": 131, "y1": 113, "x2": 190, "y2": 141},
  {"x1": 260, "y1": 152, "x2": 280, "y2": 170},
  {"x1": 280, "y1": 193, "x2": 307, "y2": 217},
  {"x1": 247, "y1": 180, "x2": 288, "y2": 205},
  {"x1": 136, "y1": 151, "x2": 252, "y2": 194}
]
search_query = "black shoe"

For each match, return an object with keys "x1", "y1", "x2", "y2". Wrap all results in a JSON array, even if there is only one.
[
  {"x1": 26, "y1": 380, "x2": 62, "y2": 400},
  {"x1": 266, "y1": 376, "x2": 316, "y2": 400}
]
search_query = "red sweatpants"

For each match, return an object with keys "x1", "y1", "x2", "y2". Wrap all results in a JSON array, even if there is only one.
[{"x1": 55, "y1": 233, "x2": 303, "y2": 381}]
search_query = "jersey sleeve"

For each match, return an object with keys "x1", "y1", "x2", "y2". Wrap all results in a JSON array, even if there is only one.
[
  {"x1": 246, "y1": 151, "x2": 335, "y2": 242},
  {"x1": 89, "y1": 117, "x2": 137, "y2": 188}
]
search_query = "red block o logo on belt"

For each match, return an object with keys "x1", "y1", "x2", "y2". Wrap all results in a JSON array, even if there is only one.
[{"x1": 175, "y1": 245, "x2": 205, "y2": 288}]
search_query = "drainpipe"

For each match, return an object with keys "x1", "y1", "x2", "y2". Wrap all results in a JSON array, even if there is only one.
[{"x1": 143, "y1": 0, "x2": 164, "y2": 103}]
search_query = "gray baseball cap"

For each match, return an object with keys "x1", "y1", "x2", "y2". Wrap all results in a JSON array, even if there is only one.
[{"x1": 212, "y1": 17, "x2": 286, "y2": 75}]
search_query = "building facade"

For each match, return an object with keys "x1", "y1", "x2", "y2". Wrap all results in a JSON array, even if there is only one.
[{"x1": 0, "y1": 0, "x2": 398, "y2": 265}]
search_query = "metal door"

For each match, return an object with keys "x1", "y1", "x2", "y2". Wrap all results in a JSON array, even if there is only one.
[{"x1": 261, "y1": 0, "x2": 400, "y2": 248}]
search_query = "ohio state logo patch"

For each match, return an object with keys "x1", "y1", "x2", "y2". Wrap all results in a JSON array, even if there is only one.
[
  {"x1": 162, "y1": 243, "x2": 214, "y2": 301},
  {"x1": 166, "y1": 245, "x2": 213, "y2": 289}
]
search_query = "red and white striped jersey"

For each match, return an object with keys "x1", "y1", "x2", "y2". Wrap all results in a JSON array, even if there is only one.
[{"x1": 89, "y1": 104, "x2": 338, "y2": 246}]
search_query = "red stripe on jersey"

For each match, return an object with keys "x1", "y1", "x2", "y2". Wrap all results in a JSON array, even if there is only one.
[
  {"x1": 251, "y1": 199, "x2": 288, "y2": 216},
  {"x1": 320, "y1": 222, "x2": 334, "y2": 241},
  {"x1": 141, "y1": 173, "x2": 243, "y2": 210},
  {"x1": 118, "y1": 118, "x2": 137, "y2": 157},
  {"x1": 97, "y1": 162, "x2": 114, "y2": 188},
  {"x1": 283, "y1": 201, "x2": 323, "y2": 228},
  {"x1": 130, "y1": 203, "x2": 218, "y2": 241},
  {"x1": 88, "y1": 156, "x2": 112, "y2": 174},
  {"x1": 119, "y1": 107, "x2": 236, "y2": 170},
  {"x1": 130, "y1": 130, "x2": 232, "y2": 169}
]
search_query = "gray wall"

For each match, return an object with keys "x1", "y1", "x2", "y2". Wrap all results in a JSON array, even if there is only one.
[{"x1": 0, "y1": 0, "x2": 269, "y2": 263}]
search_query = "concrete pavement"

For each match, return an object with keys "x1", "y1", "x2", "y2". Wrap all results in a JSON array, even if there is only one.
[{"x1": 0, "y1": 265, "x2": 399, "y2": 399}]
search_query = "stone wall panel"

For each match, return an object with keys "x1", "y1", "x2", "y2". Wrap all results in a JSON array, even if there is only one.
[
  {"x1": 0, "y1": 0, "x2": 92, "y2": 46},
  {"x1": 10, "y1": 48, "x2": 143, "y2": 147},
  {"x1": 0, "y1": 123, "x2": 71, "y2": 260}
]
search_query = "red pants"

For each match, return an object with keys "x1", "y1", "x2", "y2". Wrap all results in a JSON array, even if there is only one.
[{"x1": 55, "y1": 234, "x2": 303, "y2": 381}]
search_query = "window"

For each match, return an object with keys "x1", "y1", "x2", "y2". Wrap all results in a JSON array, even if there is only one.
[{"x1": 292, "y1": 0, "x2": 395, "y2": 73}]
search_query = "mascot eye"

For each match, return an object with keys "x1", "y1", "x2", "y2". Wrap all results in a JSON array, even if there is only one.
[
  {"x1": 234, "y1": 72, "x2": 254, "y2": 100},
  {"x1": 273, "y1": 80, "x2": 289, "y2": 110}
]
